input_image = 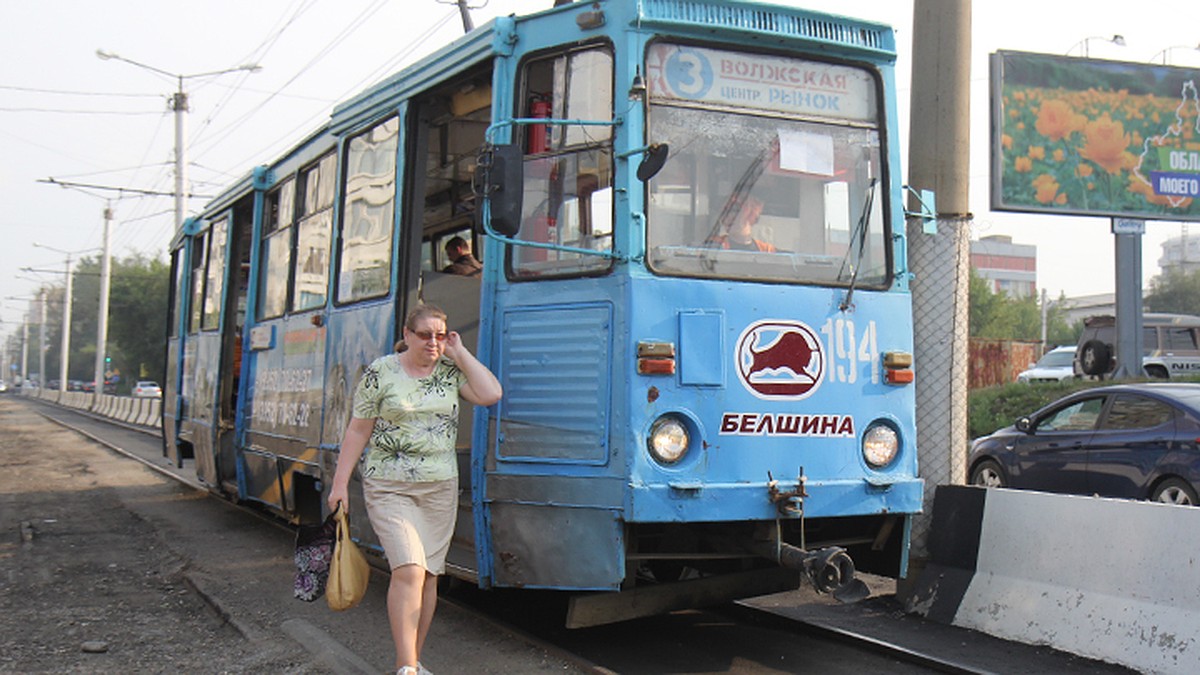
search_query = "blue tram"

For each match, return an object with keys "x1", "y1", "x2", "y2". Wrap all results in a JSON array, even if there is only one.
[{"x1": 164, "y1": 0, "x2": 923, "y2": 626}]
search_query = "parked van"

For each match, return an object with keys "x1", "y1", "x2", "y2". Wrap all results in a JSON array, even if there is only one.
[{"x1": 1074, "y1": 313, "x2": 1200, "y2": 378}]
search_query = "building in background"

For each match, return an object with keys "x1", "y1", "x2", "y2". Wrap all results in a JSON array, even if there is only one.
[
  {"x1": 970, "y1": 234, "x2": 1036, "y2": 298},
  {"x1": 1158, "y1": 230, "x2": 1200, "y2": 276}
]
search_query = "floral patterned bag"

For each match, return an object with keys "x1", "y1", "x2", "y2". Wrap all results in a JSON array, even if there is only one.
[{"x1": 293, "y1": 513, "x2": 336, "y2": 601}]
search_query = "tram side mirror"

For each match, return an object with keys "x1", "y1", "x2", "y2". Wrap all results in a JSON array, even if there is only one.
[
  {"x1": 478, "y1": 143, "x2": 524, "y2": 236},
  {"x1": 636, "y1": 143, "x2": 670, "y2": 182}
]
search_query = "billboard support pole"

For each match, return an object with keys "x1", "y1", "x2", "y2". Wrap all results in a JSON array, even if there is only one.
[{"x1": 1112, "y1": 219, "x2": 1145, "y2": 379}]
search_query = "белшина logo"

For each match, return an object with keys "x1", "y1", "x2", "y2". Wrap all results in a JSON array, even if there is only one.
[{"x1": 735, "y1": 320, "x2": 824, "y2": 400}]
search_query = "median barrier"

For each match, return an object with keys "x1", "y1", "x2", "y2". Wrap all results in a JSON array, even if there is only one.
[
  {"x1": 138, "y1": 398, "x2": 157, "y2": 426},
  {"x1": 905, "y1": 485, "x2": 1199, "y2": 674},
  {"x1": 132, "y1": 398, "x2": 148, "y2": 425}
]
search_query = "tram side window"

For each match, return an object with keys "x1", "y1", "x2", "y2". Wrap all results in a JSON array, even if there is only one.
[
  {"x1": 511, "y1": 46, "x2": 613, "y2": 279},
  {"x1": 169, "y1": 249, "x2": 185, "y2": 337},
  {"x1": 201, "y1": 217, "x2": 228, "y2": 331},
  {"x1": 337, "y1": 117, "x2": 398, "y2": 304},
  {"x1": 189, "y1": 230, "x2": 208, "y2": 334},
  {"x1": 260, "y1": 179, "x2": 295, "y2": 319},
  {"x1": 293, "y1": 153, "x2": 336, "y2": 311}
]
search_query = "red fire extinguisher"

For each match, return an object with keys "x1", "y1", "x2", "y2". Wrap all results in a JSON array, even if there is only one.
[{"x1": 527, "y1": 97, "x2": 552, "y2": 154}]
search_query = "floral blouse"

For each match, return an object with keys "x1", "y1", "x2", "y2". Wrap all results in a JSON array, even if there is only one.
[{"x1": 352, "y1": 354, "x2": 467, "y2": 482}]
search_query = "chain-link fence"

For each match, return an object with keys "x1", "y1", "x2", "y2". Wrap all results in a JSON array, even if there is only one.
[{"x1": 906, "y1": 215, "x2": 971, "y2": 556}]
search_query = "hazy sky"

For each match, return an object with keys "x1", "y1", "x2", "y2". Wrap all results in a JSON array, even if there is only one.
[{"x1": 3, "y1": 0, "x2": 1198, "y2": 338}]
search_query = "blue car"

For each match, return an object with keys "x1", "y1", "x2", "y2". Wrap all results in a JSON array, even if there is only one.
[{"x1": 969, "y1": 383, "x2": 1200, "y2": 505}]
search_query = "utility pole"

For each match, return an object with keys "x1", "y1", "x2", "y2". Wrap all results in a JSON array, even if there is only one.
[
  {"x1": 901, "y1": 0, "x2": 973, "y2": 589},
  {"x1": 60, "y1": 259, "x2": 73, "y2": 393},
  {"x1": 93, "y1": 204, "x2": 113, "y2": 408},
  {"x1": 21, "y1": 316, "x2": 28, "y2": 388},
  {"x1": 33, "y1": 243, "x2": 90, "y2": 393},
  {"x1": 455, "y1": 0, "x2": 474, "y2": 33},
  {"x1": 96, "y1": 50, "x2": 259, "y2": 234},
  {"x1": 1040, "y1": 288, "x2": 1049, "y2": 349},
  {"x1": 173, "y1": 81, "x2": 188, "y2": 237},
  {"x1": 38, "y1": 289, "x2": 47, "y2": 390}
]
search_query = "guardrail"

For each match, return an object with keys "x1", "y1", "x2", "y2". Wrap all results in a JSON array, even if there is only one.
[
  {"x1": 21, "y1": 387, "x2": 161, "y2": 429},
  {"x1": 905, "y1": 485, "x2": 1200, "y2": 674}
]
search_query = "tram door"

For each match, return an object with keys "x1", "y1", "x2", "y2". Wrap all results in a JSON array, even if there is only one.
[
  {"x1": 405, "y1": 69, "x2": 493, "y2": 576},
  {"x1": 213, "y1": 197, "x2": 253, "y2": 496}
]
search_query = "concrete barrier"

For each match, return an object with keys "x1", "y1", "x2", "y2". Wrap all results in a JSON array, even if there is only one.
[
  {"x1": 131, "y1": 399, "x2": 147, "y2": 425},
  {"x1": 906, "y1": 485, "x2": 1199, "y2": 674},
  {"x1": 120, "y1": 398, "x2": 136, "y2": 423}
]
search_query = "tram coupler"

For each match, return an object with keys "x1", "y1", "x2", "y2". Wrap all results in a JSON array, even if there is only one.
[{"x1": 755, "y1": 541, "x2": 871, "y2": 604}]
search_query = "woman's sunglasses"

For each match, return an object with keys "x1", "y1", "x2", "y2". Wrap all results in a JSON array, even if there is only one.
[{"x1": 411, "y1": 329, "x2": 447, "y2": 342}]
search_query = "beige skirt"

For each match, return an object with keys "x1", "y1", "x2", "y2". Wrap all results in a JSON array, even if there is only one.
[{"x1": 362, "y1": 476, "x2": 458, "y2": 575}]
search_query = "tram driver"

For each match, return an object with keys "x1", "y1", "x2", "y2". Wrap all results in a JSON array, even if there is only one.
[{"x1": 708, "y1": 196, "x2": 776, "y2": 252}]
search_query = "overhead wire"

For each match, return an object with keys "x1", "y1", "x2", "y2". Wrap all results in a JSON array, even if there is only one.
[
  {"x1": 190, "y1": 0, "x2": 391, "y2": 164},
  {"x1": 217, "y1": 5, "x2": 459, "y2": 174}
]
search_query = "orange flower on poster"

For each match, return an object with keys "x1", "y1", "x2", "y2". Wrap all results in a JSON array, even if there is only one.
[
  {"x1": 1035, "y1": 99, "x2": 1078, "y2": 142},
  {"x1": 1033, "y1": 174, "x2": 1060, "y2": 204},
  {"x1": 1079, "y1": 113, "x2": 1131, "y2": 174}
]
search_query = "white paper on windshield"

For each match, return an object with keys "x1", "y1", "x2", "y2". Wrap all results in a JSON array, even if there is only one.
[{"x1": 778, "y1": 129, "x2": 834, "y2": 176}]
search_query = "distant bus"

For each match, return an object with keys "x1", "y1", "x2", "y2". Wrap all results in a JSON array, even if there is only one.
[{"x1": 164, "y1": 0, "x2": 923, "y2": 626}]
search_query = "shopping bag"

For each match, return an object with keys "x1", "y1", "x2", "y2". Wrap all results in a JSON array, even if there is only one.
[
  {"x1": 293, "y1": 513, "x2": 336, "y2": 601},
  {"x1": 327, "y1": 505, "x2": 370, "y2": 611}
]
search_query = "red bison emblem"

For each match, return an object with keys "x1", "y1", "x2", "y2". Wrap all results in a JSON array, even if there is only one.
[{"x1": 736, "y1": 320, "x2": 824, "y2": 399}]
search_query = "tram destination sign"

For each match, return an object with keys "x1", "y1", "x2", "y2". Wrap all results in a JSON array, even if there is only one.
[
  {"x1": 646, "y1": 43, "x2": 876, "y2": 123},
  {"x1": 990, "y1": 50, "x2": 1200, "y2": 222}
]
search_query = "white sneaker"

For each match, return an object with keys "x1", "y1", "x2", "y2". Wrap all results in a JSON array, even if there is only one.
[{"x1": 417, "y1": 663, "x2": 433, "y2": 675}]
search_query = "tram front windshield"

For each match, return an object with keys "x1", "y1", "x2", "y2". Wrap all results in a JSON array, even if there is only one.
[{"x1": 645, "y1": 44, "x2": 888, "y2": 288}]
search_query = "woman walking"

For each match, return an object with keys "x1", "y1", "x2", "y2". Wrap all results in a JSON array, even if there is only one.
[{"x1": 327, "y1": 305, "x2": 502, "y2": 675}]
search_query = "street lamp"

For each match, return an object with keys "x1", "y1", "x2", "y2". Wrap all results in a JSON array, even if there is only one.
[
  {"x1": 32, "y1": 243, "x2": 100, "y2": 393},
  {"x1": 1148, "y1": 44, "x2": 1200, "y2": 65},
  {"x1": 95, "y1": 49, "x2": 261, "y2": 235},
  {"x1": 1067, "y1": 35, "x2": 1126, "y2": 58}
]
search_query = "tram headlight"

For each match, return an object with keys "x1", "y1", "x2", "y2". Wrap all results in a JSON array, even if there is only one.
[
  {"x1": 648, "y1": 416, "x2": 690, "y2": 464},
  {"x1": 862, "y1": 423, "x2": 900, "y2": 468}
]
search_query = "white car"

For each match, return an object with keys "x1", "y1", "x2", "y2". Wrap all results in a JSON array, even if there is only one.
[
  {"x1": 132, "y1": 381, "x2": 163, "y2": 398},
  {"x1": 1016, "y1": 346, "x2": 1076, "y2": 384}
]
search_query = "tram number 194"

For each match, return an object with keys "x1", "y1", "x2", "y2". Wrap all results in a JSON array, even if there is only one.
[{"x1": 820, "y1": 318, "x2": 878, "y2": 385}]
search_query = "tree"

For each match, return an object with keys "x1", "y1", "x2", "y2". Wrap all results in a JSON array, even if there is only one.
[
  {"x1": 969, "y1": 269, "x2": 1041, "y2": 340},
  {"x1": 968, "y1": 270, "x2": 1079, "y2": 345},
  {"x1": 1145, "y1": 269, "x2": 1200, "y2": 316},
  {"x1": 37, "y1": 253, "x2": 169, "y2": 391}
]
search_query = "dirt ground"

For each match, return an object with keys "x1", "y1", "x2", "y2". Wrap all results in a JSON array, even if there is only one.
[
  {"x1": 0, "y1": 397, "x2": 586, "y2": 675},
  {"x1": 0, "y1": 398, "x2": 315, "y2": 673}
]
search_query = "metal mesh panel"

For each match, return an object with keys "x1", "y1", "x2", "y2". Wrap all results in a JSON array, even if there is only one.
[{"x1": 906, "y1": 215, "x2": 971, "y2": 557}]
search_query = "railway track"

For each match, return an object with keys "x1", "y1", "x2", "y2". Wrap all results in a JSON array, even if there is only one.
[{"x1": 26, "y1": 397, "x2": 989, "y2": 674}]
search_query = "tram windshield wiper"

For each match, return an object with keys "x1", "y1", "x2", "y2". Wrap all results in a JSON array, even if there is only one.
[{"x1": 838, "y1": 177, "x2": 877, "y2": 311}]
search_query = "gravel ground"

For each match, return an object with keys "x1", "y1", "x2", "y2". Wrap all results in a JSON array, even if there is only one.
[
  {"x1": 0, "y1": 397, "x2": 590, "y2": 675},
  {"x1": 0, "y1": 398, "x2": 317, "y2": 673}
]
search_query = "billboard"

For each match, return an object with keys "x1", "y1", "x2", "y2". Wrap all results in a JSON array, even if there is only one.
[{"x1": 991, "y1": 50, "x2": 1200, "y2": 221}]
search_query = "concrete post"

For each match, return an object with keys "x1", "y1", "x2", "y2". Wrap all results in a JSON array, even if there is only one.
[{"x1": 903, "y1": 0, "x2": 973, "y2": 572}]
